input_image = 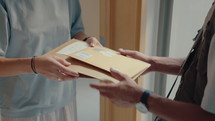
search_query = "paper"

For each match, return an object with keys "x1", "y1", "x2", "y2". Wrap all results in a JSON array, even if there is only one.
[
  {"x1": 46, "y1": 39, "x2": 151, "y2": 83},
  {"x1": 57, "y1": 41, "x2": 89, "y2": 55}
]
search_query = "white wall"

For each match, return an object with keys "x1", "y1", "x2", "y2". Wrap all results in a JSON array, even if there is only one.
[{"x1": 77, "y1": 0, "x2": 100, "y2": 121}]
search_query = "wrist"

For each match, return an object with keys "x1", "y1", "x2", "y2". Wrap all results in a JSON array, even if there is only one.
[
  {"x1": 136, "y1": 90, "x2": 153, "y2": 113},
  {"x1": 31, "y1": 56, "x2": 38, "y2": 74},
  {"x1": 135, "y1": 86, "x2": 145, "y2": 103},
  {"x1": 140, "y1": 90, "x2": 153, "y2": 109},
  {"x1": 148, "y1": 56, "x2": 159, "y2": 72},
  {"x1": 82, "y1": 36, "x2": 91, "y2": 42}
]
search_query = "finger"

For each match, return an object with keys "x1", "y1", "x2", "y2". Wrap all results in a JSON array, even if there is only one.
[
  {"x1": 53, "y1": 69, "x2": 78, "y2": 81},
  {"x1": 64, "y1": 73, "x2": 79, "y2": 80},
  {"x1": 85, "y1": 37, "x2": 94, "y2": 46},
  {"x1": 92, "y1": 43, "x2": 102, "y2": 47},
  {"x1": 118, "y1": 49, "x2": 138, "y2": 57},
  {"x1": 88, "y1": 41, "x2": 99, "y2": 47},
  {"x1": 52, "y1": 56, "x2": 79, "y2": 77},
  {"x1": 54, "y1": 56, "x2": 71, "y2": 66},
  {"x1": 86, "y1": 41, "x2": 95, "y2": 47},
  {"x1": 44, "y1": 71, "x2": 77, "y2": 81},
  {"x1": 89, "y1": 43, "x2": 95, "y2": 47},
  {"x1": 86, "y1": 37, "x2": 102, "y2": 47},
  {"x1": 54, "y1": 71, "x2": 66, "y2": 81},
  {"x1": 58, "y1": 66, "x2": 79, "y2": 77},
  {"x1": 58, "y1": 74, "x2": 78, "y2": 81},
  {"x1": 110, "y1": 67, "x2": 128, "y2": 81},
  {"x1": 46, "y1": 73, "x2": 59, "y2": 80},
  {"x1": 38, "y1": 68, "x2": 71, "y2": 81},
  {"x1": 90, "y1": 83, "x2": 114, "y2": 90},
  {"x1": 118, "y1": 49, "x2": 147, "y2": 62},
  {"x1": 93, "y1": 42, "x2": 103, "y2": 47}
]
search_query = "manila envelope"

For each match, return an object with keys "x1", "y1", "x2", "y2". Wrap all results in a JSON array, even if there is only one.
[{"x1": 46, "y1": 39, "x2": 150, "y2": 83}]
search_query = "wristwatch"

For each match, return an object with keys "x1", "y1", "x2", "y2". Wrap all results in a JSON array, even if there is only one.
[{"x1": 135, "y1": 90, "x2": 152, "y2": 113}]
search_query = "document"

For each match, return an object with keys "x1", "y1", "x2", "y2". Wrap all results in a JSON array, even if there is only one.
[{"x1": 46, "y1": 39, "x2": 150, "y2": 83}]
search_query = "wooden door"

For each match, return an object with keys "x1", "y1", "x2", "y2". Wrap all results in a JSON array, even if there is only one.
[{"x1": 100, "y1": 0, "x2": 147, "y2": 121}]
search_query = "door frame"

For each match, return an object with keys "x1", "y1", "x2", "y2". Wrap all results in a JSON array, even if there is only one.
[{"x1": 100, "y1": 0, "x2": 148, "y2": 121}]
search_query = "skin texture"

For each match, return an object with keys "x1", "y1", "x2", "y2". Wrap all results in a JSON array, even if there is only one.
[
  {"x1": 90, "y1": 68, "x2": 144, "y2": 108},
  {"x1": 0, "y1": 32, "x2": 102, "y2": 81},
  {"x1": 90, "y1": 49, "x2": 215, "y2": 121},
  {"x1": 118, "y1": 48, "x2": 185, "y2": 75},
  {"x1": 74, "y1": 32, "x2": 102, "y2": 47}
]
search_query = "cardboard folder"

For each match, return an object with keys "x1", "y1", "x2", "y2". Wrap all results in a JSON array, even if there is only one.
[{"x1": 46, "y1": 39, "x2": 150, "y2": 83}]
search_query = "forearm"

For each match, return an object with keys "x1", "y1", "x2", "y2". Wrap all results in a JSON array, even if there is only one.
[
  {"x1": 0, "y1": 57, "x2": 33, "y2": 76},
  {"x1": 148, "y1": 94, "x2": 215, "y2": 121},
  {"x1": 150, "y1": 57, "x2": 185, "y2": 75}
]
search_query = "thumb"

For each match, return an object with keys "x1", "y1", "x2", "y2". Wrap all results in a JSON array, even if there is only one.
[{"x1": 110, "y1": 67, "x2": 128, "y2": 81}]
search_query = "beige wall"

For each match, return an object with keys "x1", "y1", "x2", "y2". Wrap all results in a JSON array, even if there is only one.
[{"x1": 79, "y1": 0, "x2": 100, "y2": 39}]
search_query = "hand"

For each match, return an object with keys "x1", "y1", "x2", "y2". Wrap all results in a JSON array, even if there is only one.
[
  {"x1": 34, "y1": 55, "x2": 79, "y2": 81},
  {"x1": 90, "y1": 68, "x2": 144, "y2": 108},
  {"x1": 119, "y1": 48, "x2": 153, "y2": 74},
  {"x1": 85, "y1": 37, "x2": 103, "y2": 47}
]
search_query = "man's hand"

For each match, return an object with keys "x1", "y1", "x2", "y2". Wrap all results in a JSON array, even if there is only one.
[
  {"x1": 90, "y1": 68, "x2": 144, "y2": 108},
  {"x1": 118, "y1": 49, "x2": 153, "y2": 74}
]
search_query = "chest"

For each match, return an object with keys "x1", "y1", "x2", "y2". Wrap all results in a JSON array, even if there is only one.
[{"x1": 4, "y1": 0, "x2": 70, "y2": 35}]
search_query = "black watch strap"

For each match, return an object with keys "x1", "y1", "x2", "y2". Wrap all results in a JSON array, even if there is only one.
[{"x1": 140, "y1": 90, "x2": 152, "y2": 109}]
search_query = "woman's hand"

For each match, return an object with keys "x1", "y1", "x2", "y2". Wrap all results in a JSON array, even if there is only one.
[
  {"x1": 34, "y1": 55, "x2": 79, "y2": 81},
  {"x1": 85, "y1": 37, "x2": 103, "y2": 47}
]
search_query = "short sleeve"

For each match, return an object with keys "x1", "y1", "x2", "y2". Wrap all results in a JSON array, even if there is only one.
[
  {"x1": 201, "y1": 35, "x2": 215, "y2": 114},
  {"x1": 70, "y1": 0, "x2": 84, "y2": 38},
  {"x1": 0, "y1": 1, "x2": 10, "y2": 57}
]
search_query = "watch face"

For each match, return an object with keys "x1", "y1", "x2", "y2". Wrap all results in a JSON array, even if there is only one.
[{"x1": 135, "y1": 102, "x2": 148, "y2": 113}]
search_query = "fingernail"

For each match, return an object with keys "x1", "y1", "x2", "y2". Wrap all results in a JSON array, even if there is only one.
[
  {"x1": 66, "y1": 61, "x2": 71, "y2": 65},
  {"x1": 119, "y1": 48, "x2": 124, "y2": 51},
  {"x1": 72, "y1": 73, "x2": 79, "y2": 77},
  {"x1": 110, "y1": 67, "x2": 120, "y2": 72},
  {"x1": 75, "y1": 74, "x2": 79, "y2": 77}
]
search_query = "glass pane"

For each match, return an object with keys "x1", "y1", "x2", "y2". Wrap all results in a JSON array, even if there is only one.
[{"x1": 166, "y1": 0, "x2": 214, "y2": 99}]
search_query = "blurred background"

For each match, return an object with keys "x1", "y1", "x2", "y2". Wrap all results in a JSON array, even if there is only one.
[{"x1": 77, "y1": 0, "x2": 213, "y2": 121}]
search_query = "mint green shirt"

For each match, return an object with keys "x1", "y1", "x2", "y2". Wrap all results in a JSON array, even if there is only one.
[{"x1": 0, "y1": 0, "x2": 84, "y2": 118}]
